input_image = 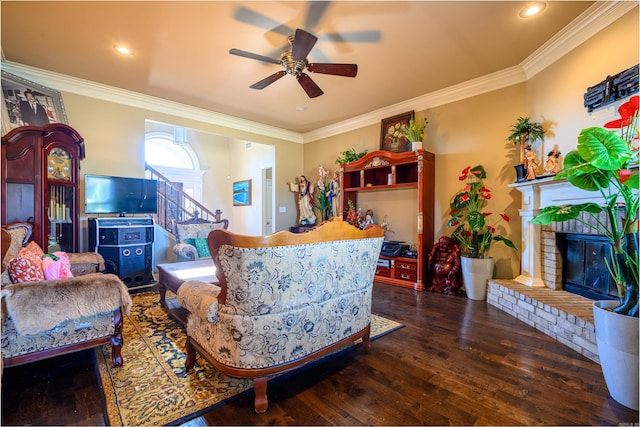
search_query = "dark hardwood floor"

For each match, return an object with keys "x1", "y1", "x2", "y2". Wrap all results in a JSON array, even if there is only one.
[{"x1": 2, "y1": 282, "x2": 638, "y2": 426}]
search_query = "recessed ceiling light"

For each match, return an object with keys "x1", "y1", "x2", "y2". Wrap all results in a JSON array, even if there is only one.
[
  {"x1": 519, "y1": 2, "x2": 546, "y2": 18},
  {"x1": 114, "y1": 45, "x2": 133, "y2": 55},
  {"x1": 296, "y1": 106, "x2": 307, "y2": 112}
]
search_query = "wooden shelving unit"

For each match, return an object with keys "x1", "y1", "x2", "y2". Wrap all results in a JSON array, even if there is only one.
[{"x1": 340, "y1": 149, "x2": 435, "y2": 291}]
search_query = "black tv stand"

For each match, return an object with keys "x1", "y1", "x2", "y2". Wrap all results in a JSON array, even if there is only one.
[{"x1": 88, "y1": 217, "x2": 155, "y2": 290}]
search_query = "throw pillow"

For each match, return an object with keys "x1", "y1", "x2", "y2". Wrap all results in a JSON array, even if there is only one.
[
  {"x1": 23, "y1": 241, "x2": 45, "y2": 260},
  {"x1": 8, "y1": 253, "x2": 44, "y2": 283},
  {"x1": 42, "y1": 252, "x2": 73, "y2": 280},
  {"x1": 194, "y1": 238, "x2": 211, "y2": 258}
]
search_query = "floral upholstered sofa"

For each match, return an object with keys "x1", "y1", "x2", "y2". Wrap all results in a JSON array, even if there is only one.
[
  {"x1": 173, "y1": 218, "x2": 229, "y2": 262},
  {"x1": 1, "y1": 224, "x2": 132, "y2": 369},
  {"x1": 176, "y1": 218, "x2": 384, "y2": 413}
]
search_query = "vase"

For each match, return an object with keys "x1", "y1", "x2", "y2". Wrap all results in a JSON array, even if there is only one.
[
  {"x1": 411, "y1": 141, "x2": 423, "y2": 151},
  {"x1": 592, "y1": 300, "x2": 639, "y2": 411},
  {"x1": 513, "y1": 163, "x2": 526, "y2": 182},
  {"x1": 460, "y1": 256, "x2": 494, "y2": 301}
]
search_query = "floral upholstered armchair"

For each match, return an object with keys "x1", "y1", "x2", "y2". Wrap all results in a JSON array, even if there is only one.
[
  {"x1": 1, "y1": 223, "x2": 132, "y2": 369},
  {"x1": 173, "y1": 218, "x2": 229, "y2": 262}
]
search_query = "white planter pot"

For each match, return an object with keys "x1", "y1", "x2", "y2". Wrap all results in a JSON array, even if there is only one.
[
  {"x1": 411, "y1": 141, "x2": 423, "y2": 151},
  {"x1": 461, "y1": 256, "x2": 494, "y2": 301},
  {"x1": 593, "y1": 300, "x2": 639, "y2": 411}
]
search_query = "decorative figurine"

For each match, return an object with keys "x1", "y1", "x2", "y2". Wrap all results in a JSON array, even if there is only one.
[
  {"x1": 524, "y1": 145, "x2": 540, "y2": 181},
  {"x1": 544, "y1": 148, "x2": 562, "y2": 175},
  {"x1": 288, "y1": 176, "x2": 316, "y2": 226},
  {"x1": 427, "y1": 236, "x2": 463, "y2": 296},
  {"x1": 328, "y1": 171, "x2": 341, "y2": 218}
]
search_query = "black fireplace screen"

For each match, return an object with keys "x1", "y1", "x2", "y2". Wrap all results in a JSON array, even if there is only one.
[{"x1": 560, "y1": 233, "x2": 619, "y2": 301}]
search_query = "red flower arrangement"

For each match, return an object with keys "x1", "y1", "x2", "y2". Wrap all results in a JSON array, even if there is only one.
[{"x1": 447, "y1": 165, "x2": 516, "y2": 258}]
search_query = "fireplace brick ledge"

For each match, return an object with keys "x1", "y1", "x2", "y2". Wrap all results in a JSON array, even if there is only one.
[{"x1": 487, "y1": 279, "x2": 599, "y2": 363}]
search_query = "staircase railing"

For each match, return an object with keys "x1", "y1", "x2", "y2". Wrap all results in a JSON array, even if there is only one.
[{"x1": 145, "y1": 163, "x2": 221, "y2": 236}]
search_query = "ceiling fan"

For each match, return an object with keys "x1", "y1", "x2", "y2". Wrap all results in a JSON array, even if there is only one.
[{"x1": 229, "y1": 28, "x2": 358, "y2": 98}]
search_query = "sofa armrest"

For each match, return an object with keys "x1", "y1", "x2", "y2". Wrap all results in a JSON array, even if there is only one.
[
  {"x1": 177, "y1": 280, "x2": 221, "y2": 323},
  {"x1": 173, "y1": 243, "x2": 198, "y2": 261},
  {"x1": 67, "y1": 252, "x2": 105, "y2": 272}
]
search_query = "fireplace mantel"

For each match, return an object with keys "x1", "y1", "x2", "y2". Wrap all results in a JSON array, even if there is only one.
[{"x1": 508, "y1": 176, "x2": 608, "y2": 288}]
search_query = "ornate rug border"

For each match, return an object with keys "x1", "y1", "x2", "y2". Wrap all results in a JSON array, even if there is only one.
[{"x1": 95, "y1": 292, "x2": 404, "y2": 426}]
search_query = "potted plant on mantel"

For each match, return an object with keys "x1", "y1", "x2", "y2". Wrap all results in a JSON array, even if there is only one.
[
  {"x1": 506, "y1": 117, "x2": 546, "y2": 182},
  {"x1": 531, "y1": 95, "x2": 638, "y2": 411},
  {"x1": 447, "y1": 165, "x2": 517, "y2": 300}
]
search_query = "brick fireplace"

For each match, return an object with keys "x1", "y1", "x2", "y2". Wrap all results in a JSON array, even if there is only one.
[
  {"x1": 483, "y1": 176, "x2": 617, "y2": 364},
  {"x1": 540, "y1": 210, "x2": 618, "y2": 300},
  {"x1": 507, "y1": 176, "x2": 614, "y2": 290}
]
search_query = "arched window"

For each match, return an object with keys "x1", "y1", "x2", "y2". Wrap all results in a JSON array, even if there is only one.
[
  {"x1": 144, "y1": 127, "x2": 204, "y2": 208},
  {"x1": 145, "y1": 130, "x2": 199, "y2": 170}
]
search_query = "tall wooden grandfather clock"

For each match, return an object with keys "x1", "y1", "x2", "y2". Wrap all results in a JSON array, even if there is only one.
[{"x1": 1, "y1": 124, "x2": 85, "y2": 253}]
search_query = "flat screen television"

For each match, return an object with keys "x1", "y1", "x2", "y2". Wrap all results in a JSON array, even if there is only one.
[{"x1": 85, "y1": 174, "x2": 158, "y2": 216}]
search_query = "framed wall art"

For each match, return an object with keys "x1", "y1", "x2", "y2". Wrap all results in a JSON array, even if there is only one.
[
  {"x1": 380, "y1": 110, "x2": 414, "y2": 153},
  {"x1": 1, "y1": 71, "x2": 68, "y2": 130},
  {"x1": 233, "y1": 179, "x2": 252, "y2": 206}
]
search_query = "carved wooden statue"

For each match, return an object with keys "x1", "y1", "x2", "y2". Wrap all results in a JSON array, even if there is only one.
[{"x1": 427, "y1": 236, "x2": 463, "y2": 296}]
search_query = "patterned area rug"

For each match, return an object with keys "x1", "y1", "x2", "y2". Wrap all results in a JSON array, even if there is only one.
[{"x1": 95, "y1": 292, "x2": 404, "y2": 426}]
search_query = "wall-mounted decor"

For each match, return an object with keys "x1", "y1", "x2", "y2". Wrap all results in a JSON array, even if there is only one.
[
  {"x1": 584, "y1": 64, "x2": 638, "y2": 112},
  {"x1": 380, "y1": 111, "x2": 414, "y2": 153},
  {"x1": 233, "y1": 179, "x2": 252, "y2": 206},
  {"x1": 1, "y1": 71, "x2": 68, "y2": 130}
]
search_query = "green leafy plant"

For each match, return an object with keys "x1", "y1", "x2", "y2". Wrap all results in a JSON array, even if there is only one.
[
  {"x1": 506, "y1": 117, "x2": 546, "y2": 163},
  {"x1": 335, "y1": 147, "x2": 368, "y2": 164},
  {"x1": 447, "y1": 165, "x2": 517, "y2": 258},
  {"x1": 532, "y1": 95, "x2": 639, "y2": 317},
  {"x1": 406, "y1": 117, "x2": 428, "y2": 142}
]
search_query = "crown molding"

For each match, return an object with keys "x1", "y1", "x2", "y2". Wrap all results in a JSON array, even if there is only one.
[
  {"x1": 303, "y1": 66, "x2": 527, "y2": 142},
  {"x1": 2, "y1": 1, "x2": 632, "y2": 145},
  {"x1": 521, "y1": 0, "x2": 638, "y2": 79},
  {"x1": 0, "y1": 62, "x2": 303, "y2": 144}
]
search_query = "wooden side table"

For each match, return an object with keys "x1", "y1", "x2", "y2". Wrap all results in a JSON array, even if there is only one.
[{"x1": 157, "y1": 259, "x2": 217, "y2": 325}]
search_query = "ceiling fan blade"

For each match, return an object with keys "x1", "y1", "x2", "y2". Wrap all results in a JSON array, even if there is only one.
[
  {"x1": 304, "y1": 1, "x2": 331, "y2": 30},
  {"x1": 291, "y1": 29, "x2": 318, "y2": 60},
  {"x1": 297, "y1": 73, "x2": 324, "y2": 98},
  {"x1": 229, "y1": 48, "x2": 281, "y2": 65},
  {"x1": 319, "y1": 30, "x2": 382, "y2": 43},
  {"x1": 233, "y1": 6, "x2": 294, "y2": 37},
  {"x1": 308, "y1": 63, "x2": 358, "y2": 77},
  {"x1": 250, "y1": 71, "x2": 287, "y2": 89}
]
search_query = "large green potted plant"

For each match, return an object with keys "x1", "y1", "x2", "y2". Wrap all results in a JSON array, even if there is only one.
[
  {"x1": 506, "y1": 117, "x2": 546, "y2": 182},
  {"x1": 531, "y1": 95, "x2": 638, "y2": 410},
  {"x1": 448, "y1": 165, "x2": 517, "y2": 300}
]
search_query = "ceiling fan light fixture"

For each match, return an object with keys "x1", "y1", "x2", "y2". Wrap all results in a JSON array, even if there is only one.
[{"x1": 519, "y1": 2, "x2": 546, "y2": 18}]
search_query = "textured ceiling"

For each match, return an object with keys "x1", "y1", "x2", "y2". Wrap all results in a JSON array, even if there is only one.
[{"x1": 1, "y1": 1, "x2": 594, "y2": 133}]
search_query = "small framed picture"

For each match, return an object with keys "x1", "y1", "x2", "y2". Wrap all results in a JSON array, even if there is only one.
[
  {"x1": 1, "y1": 71, "x2": 68, "y2": 130},
  {"x1": 380, "y1": 111, "x2": 414, "y2": 153},
  {"x1": 233, "y1": 179, "x2": 252, "y2": 206}
]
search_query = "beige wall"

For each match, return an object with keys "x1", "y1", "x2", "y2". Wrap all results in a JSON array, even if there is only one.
[
  {"x1": 528, "y1": 6, "x2": 640, "y2": 156},
  {"x1": 3, "y1": 8, "x2": 637, "y2": 273},
  {"x1": 305, "y1": 84, "x2": 527, "y2": 279},
  {"x1": 302, "y1": 7, "x2": 639, "y2": 279},
  {"x1": 58, "y1": 91, "x2": 303, "y2": 239}
]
